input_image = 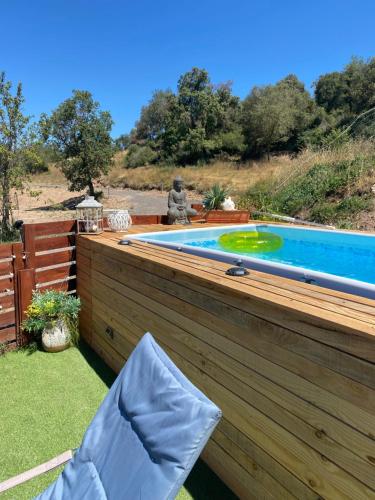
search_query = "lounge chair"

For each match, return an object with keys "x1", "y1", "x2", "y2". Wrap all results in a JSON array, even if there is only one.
[{"x1": 0, "y1": 332, "x2": 222, "y2": 499}]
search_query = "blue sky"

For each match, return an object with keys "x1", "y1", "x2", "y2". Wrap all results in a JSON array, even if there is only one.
[{"x1": 2, "y1": 0, "x2": 374, "y2": 137}]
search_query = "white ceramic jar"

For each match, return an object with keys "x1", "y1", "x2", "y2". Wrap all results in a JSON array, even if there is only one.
[{"x1": 107, "y1": 210, "x2": 133, "y2": 232}]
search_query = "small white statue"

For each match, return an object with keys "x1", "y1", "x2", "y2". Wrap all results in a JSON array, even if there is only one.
[{"x1": 222, "y1": 196, "x2": 236, "y2": 211}]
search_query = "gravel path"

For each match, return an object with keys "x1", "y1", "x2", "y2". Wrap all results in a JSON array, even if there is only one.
[{"x1": 13, "y1": 185, "x2": 202, "y2": 223}]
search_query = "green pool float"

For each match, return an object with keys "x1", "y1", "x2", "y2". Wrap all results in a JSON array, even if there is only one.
[{"x1": 218, "y1": 231, "x2": 283, "y2": 253}]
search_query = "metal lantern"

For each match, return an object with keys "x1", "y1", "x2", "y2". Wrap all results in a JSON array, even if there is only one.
[{"x1": 76, "y1": 195, "x2": 103, "y2": 234}]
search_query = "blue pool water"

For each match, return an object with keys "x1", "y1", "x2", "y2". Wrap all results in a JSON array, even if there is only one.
[{"x1": 130, "y1": 224, "x2": 375, "y2": 297}]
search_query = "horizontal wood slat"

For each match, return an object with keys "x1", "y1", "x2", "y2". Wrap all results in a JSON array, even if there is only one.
[
  {"x1": 0, "y1": 309, "x2": 16, "y2": 328},
  {"x1": 35, "y1": 249, "x2": 75, "y2": 269},
  {"x1": 0, "y1": 244, "x2": 13, "y2": 259},
  {"x1": 36, "y1": 262, "x2": 76, "y2": 279},
  {"x1": 34, "y1": 219, "x2": 77, "y2": 237},
  {"x1": 35, "y1": 235, "x2": 76, "y2": 253},
  {"x1": 0, "y1": 326, "x2": 16, "y2": 343}
]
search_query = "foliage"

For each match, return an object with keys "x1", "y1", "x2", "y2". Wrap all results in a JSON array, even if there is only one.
[
  {"x1": 40, "y1": 90, "x2": 114, "y2": 196},
  {"x1": 0, "y1": 227, "x2": 21, "y2": 243},
  {"x1": 119, "y1": 57, "x2": 375, "y2": 167},
  {"x1": 0, "y1": 72, "x2": 34, "y2": 234},
  {"x1": 114, "y1": 133, "x2": 131, "y2": 151},
  {"x1": 310, "y1": 196, "x2": 372, "y2": 225},
  {"x1": 239, "y1": 150, "x2": 375, "y2": 227},
  {"x1": 314, "y1": 57, "x2": 375, "y2": 137},
  {"x1": 124, "y1": 144, "x2": 157, "y2": 168},
  {"x1": 203, "y1": 184, "x2": 229, "y2": 210},
  {"x1": 23, "y1": 290, "x2": 81, "y2": 346},
  {"x1": 241, "y1": 75, "x2": 323, "y2": 158},
  {"x1": 131, "y1": 68, "x2": 242, "y2": 165},
  {"x1": 23, "y1": 143, "x2": 49, "y2": 174}
]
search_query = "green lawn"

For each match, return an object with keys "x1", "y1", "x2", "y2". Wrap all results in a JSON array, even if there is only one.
[{"x1": 0, "y1": 343, "x2": 236, "y2": 499}]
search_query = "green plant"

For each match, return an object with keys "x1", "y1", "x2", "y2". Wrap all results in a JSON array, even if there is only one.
[
  {"x1": 23, "y1": 290, "x2": 81, "y2": 346},
  {"x1": 29, "y1": 190, "x2": 42, "y2": 198},
  {"x1": 203, "y1": 184, "x2": 229, "y2": 210}
]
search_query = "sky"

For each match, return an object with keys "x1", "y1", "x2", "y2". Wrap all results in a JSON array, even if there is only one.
[{"x1": 1, "y1": 0, "x2": 374, "y2": 137}]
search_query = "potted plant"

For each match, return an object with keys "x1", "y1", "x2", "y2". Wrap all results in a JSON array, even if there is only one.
[
  {"x1": 23, "y1": 290, "x2": 81, "y2": 352},
  {"x1": 202, "y1": 184, "x2": 249, "y2": 223}
]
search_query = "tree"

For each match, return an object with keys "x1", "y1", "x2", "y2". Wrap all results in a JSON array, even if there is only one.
[
  {"x1": 314, "y1": 57, "x2": 375, "y2": 135},
  {"x1": 242, "y1": 75, "x2": 320, "y2": 159},
  {"x1": 41, "y1": 90, "x2": 114, "y2": 196},
  {"x1": 0, "y1": 72, "x2": 30, "y2": 234},
  {"x1": 114, "y1": 133, "x2": 131, "y2": 151},
  {"x1": 131, "y1": 68, "x2": 243, "y2": 165}
]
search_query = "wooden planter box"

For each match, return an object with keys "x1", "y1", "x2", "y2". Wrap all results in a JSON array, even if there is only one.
[
  {"x1": 204, "y1": 210, "x2": 249, "y2": 223},
  {"x1": 190, "y1": 204, "x2": 249, "y2": 223}
]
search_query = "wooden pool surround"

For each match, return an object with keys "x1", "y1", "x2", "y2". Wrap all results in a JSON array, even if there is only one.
[{"x1": 77, "y1": 224, "x2": 375, "y2": 499}]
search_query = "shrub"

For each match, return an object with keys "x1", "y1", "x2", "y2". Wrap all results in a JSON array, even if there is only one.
[
  {"x1": 125, "y1": 144, "x2": 157, "y2": 168},
  {"x1": 203, "y1": 184, "x2": 229, "y2": 210},
  {"x1": 23, "y1": 290, "x2": 81, "y2": 346}
]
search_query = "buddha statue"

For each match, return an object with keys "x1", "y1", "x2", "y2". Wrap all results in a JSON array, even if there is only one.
[{"x1": 167, "y1": 176, "x2": 197, "y2": 225}]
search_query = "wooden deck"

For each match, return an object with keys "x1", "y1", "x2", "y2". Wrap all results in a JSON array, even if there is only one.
[{"x1": 77, "y1": 224, "x2": 375, "y2": 500}]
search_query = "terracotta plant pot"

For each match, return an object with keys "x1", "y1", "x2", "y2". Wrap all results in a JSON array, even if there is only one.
[{"x1": 42, "y1": 319, "x2": 71, "y2": 353}]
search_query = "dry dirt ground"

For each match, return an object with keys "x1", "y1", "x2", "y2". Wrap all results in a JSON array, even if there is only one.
[{"x1": 11, "y1": 183, "x2": 202, "y2": 224}]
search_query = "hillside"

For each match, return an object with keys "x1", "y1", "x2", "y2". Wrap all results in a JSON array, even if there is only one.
[
  {"x1": 105, "y1": 139, "x2": 375, "y2": 230},
  {"x1": 20, "y1": 139, "x2": 375, "y2": 231}
]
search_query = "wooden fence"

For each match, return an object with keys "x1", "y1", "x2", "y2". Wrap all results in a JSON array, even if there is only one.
[
  {"x1": 0, "y1": 216, "x2": 171, "y2": 350},
  {"x1": 0, "y1": 220, "x2": 78, "y2": 350}
]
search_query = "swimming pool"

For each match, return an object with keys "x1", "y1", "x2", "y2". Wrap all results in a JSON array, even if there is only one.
[{"x1": 128, "y1": 224, "x2": 375, "y2": 299}]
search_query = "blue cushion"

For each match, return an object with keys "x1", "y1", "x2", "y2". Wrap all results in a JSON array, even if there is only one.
[{"x1": 35, "y1": 332, "x2": 221, "y2": 499}]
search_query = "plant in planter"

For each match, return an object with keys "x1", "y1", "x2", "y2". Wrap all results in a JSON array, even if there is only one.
[
  {"x1": 203, "y1": 185, "x2": 229, "y2": 211},
  {"x1": 202, "y1": 184, "x2": 249, "y2": 223},
  {"x1": 23, "y1": 290, "x2": 81, "y2": 352}
]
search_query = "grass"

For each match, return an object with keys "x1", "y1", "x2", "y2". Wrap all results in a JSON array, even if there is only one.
[
  {"x1": 238, "y1": 139, "x2": 375, "y2": 229},
  {"x1": 0, "y1": 344, "x2": 236, "y2": 499},
  {"x1": 104, "y1": 151, "x2": 294, "y2": 196}
]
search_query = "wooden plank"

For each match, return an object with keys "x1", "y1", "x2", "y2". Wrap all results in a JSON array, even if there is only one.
[
  {"x1": 128, "y1": 239, "x2": 375, "y2": 319},
  {"x1": 0, "y1": 450, "x2": 73, "y2": 493},
  {"x1": 205, "y1": 210, "x2": 249, "y2": 223},
  {"x1": 89, "y1": 279, "x2": 375, "y2": 488},
  {"x1": 218, "y1": 418, "x2": 316, "y2": 500},
  {"x1": 202, "y1": 440, "x2": 261, "y2": 500},
  {"x1": 35, "y1": 249, "x2": 75, "y2": 268},
  {"x1": 0, "y1": 261, "x2": 13, "y2": 275},
  {"x1": 161, "y1": 344, "x2": 374, "y2": 500},
  {"x1": 22, "y1": 224, "x2": 36, "y2": 268},
  {"x1": 93, "y1": 229, "x2": 375, "y2": 308},
  {"x1": 89, "y1": 298, "x2": 374, "y2": 500},
  {"x1": 16, "y1": 269, "x2": 35, "y2": 346},
  {"x1": 36, "y1": 263, "x2": 76, "y2": 284},
  {"x1": 92, "y1": 239, "x2": 375, "y2": 361},
  {"x1": 89, "y1": 249, "x2": 375, "y2": 421},
  {"x1": 88, "y1": 278, "x2": 375, "y2": 470},
  {"x1": 0, "y1": 293, "x2": 15, "y2": 310},
  {"x1": 212, "y1": 428, "x2": 297, "y2": 499},
  {"x1": 0, "y1": 309, "x2": 15, "y2": 328},
  {"x1": 34, "y1": 219, "x2": 76, "y2": 237},
  {"x1": 91, "y1": 244, "x2": 375, "y2": 389},
  {"x1": 0, "y1": 326, "x2": 16, "y2": 343},
  {"x1": 131, "y1": 215, "x2": 160, "y2": 225},
  {"x1": 37, "y1": 276, "x2": 76, "y2": 292},
  {"x1": 0, "y1": 244, "x2": 13, "y2": 259},
  {"x1": 35, "y1": 235, "x2": 76, "y2": 253}
]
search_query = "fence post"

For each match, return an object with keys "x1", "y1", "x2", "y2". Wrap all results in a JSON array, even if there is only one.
[
  {"x1": 16, "y1": 269, "x2": 35, "y2": 347},
  {"x1": 22, "y1": 224, "x2": 36, "y2": 269},
  {"x1": 12, "y1": 243, "x2": 24, "y2": 346},
  {"x1": 16, "y1": 224, "x2": 37, "y2": 346}
]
